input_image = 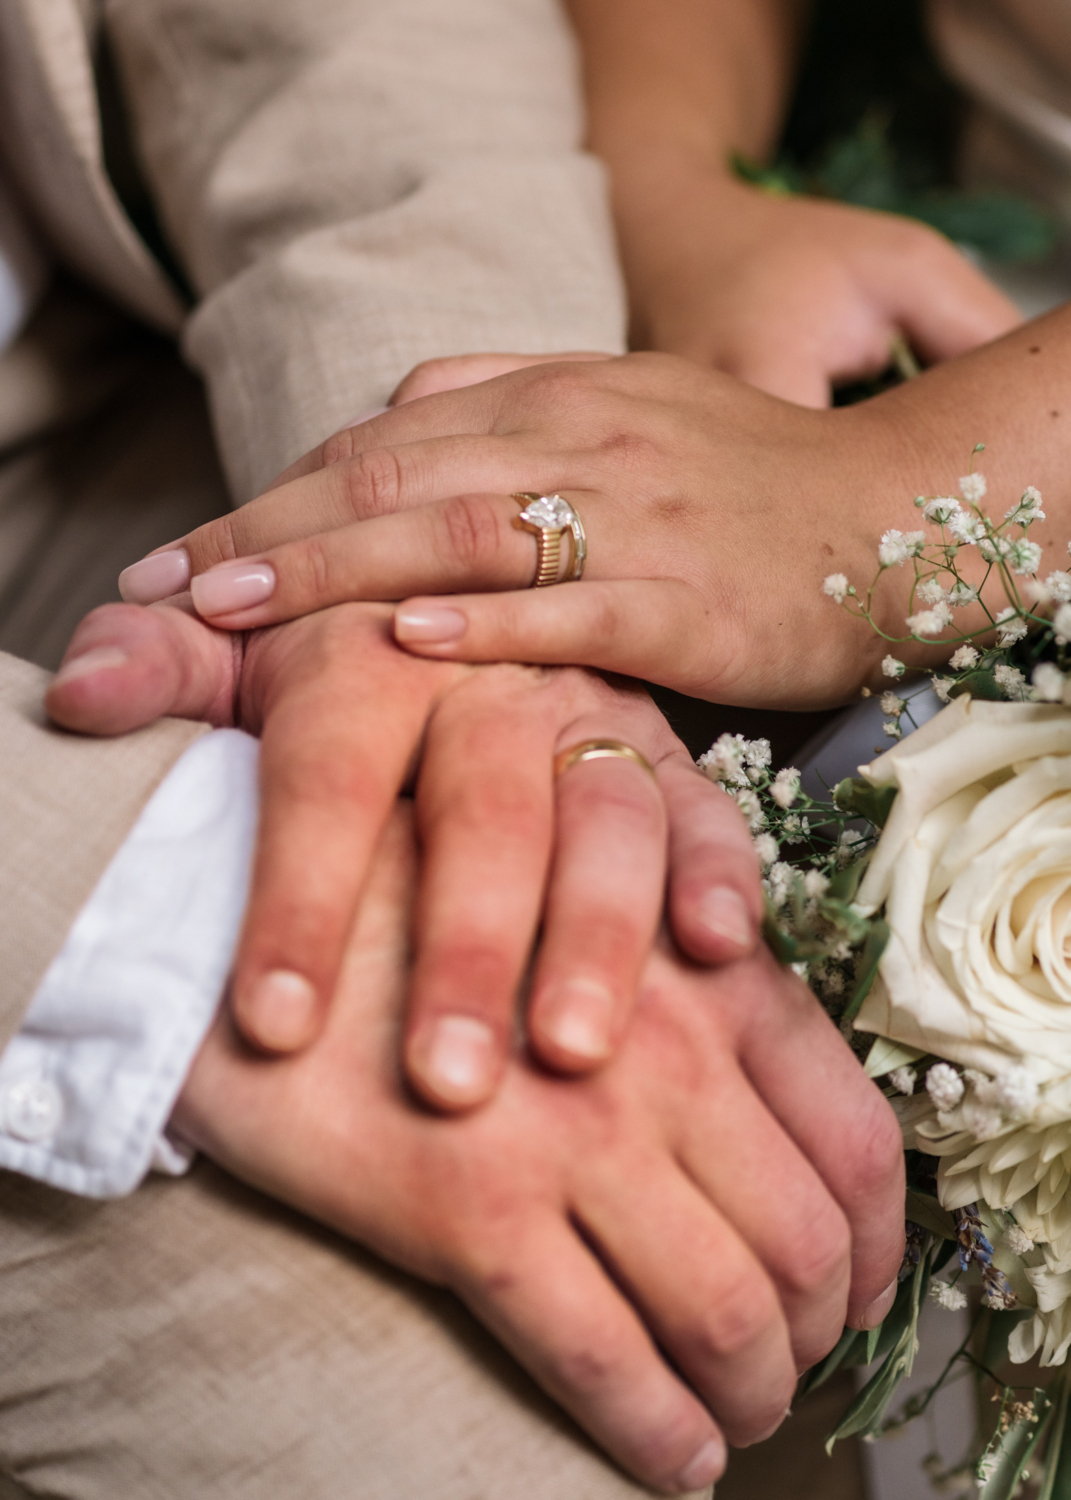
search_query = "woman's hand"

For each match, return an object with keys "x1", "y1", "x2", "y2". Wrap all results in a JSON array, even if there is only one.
[
  {"x1": 610, "y1": 160, "x2": 1021, "y2": 407},
  {"x1": 174, "y1": 801, "x2": 907, "y2": 1490},
  {"x1": 46, "y1": 599, "x2": 762, "y2": 1109}
]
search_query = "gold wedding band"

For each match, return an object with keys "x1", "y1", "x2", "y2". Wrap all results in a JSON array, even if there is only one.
[
  {"x1": 553, "y1": 739, "x2": 656, "y2": 780},
  {"x1": 512, "y1": 493, "x2": 587, "y2": 588}
]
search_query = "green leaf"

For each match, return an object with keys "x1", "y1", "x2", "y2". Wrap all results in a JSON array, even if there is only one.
[
  {"x1": 841, "y1": 919, "x2": 891, "y2": 1026},
  {"x1": 833, "y1": 777, "x2": 898, "y2": 828},
  {"x1": 978, "y1": 1389, "x2": 1053, "y2": 1500},
  {"x1": 912, "y1": 191, "x2": 1055, "y2": 263},
  {"x1": 762, "y1": 912, "x2": 798, "y2": 966},
  {"x1": 1039, "y1": 1373, "x2": 1071, "y2": 1500},
  {"x1": 949, "y1": 670, "x2": 1005, "y2": 702},
  {"x1": 825, "y1": 1247, "x2": 931, "y2": 1451},
  {"x1": 797, "y1": 1326, "x2": 870, "y2": 1398},
  {"x1": 905, "y1": 1189, "x2": 957, "y2": 1242}
]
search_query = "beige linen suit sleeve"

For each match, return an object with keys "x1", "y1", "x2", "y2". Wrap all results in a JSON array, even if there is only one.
[
  {"x1": 101, "y1": 0, "x2": 628, "y2": 501},
  {"x1": 0, "y1": 652, "x2": 207, "y2": 1050}
]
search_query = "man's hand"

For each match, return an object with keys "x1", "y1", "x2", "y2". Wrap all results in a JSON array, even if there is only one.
[
  {"x1": 46, "y1": 601, "x2": 762, "y2": 1107},
  {"x1": 172, "y1": 803, "x2": 906, "y2": 1493}
]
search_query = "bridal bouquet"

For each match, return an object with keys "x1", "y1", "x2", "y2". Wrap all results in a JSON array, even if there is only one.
[{"x1": 701, "y1": 455, "x2": 1071, "y2": 1496}]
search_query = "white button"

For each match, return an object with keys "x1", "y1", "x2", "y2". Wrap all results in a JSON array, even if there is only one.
[{"x1": 3, "y1": 1078, "x2": 64, "y2": 1143}]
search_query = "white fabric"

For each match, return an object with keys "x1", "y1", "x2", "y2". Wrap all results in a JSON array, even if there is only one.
[
  {"x1": 0, "y1": 167, "x2": 48, "y2": 352},
  {"x1": 0, "y1": 728, "x2": 259, "y2": 1198}
]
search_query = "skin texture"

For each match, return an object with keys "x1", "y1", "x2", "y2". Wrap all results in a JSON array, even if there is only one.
[
  {"x1": 136, "y1": 303, "x2": 1071, "y2": 707},
  {"x1": 566, "y1": 0, "x2": 1020, "y2": 404},
  {"x1": 46, "y1": 600, "x2": 763, "y2": 1107},
  {"x1": 172, "y1": 802, "x2": 906, "y2": 1492}
]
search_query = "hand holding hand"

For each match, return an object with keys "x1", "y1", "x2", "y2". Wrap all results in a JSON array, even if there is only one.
[
  {"x1": 46, "y1": 599, "x2": 762, "y2": 1107},
  {"x1": 172, "y1": 802, "x2": 907, "y2": 1492}
]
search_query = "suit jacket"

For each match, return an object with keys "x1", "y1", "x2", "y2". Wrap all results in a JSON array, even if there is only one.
[{"x1": 0, "y1": 0, "x2": 626, "y2": 1055}]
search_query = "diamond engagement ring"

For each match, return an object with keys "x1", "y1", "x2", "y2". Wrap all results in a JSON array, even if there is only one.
[{"x1": 512, "y1": 493, "x2": 587, "y2": 587}]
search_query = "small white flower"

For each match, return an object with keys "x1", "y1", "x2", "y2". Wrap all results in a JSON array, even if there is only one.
[
  {"x1": 1007, "y1": 486, "x2": 1045, "y2": 526},
  {"x1": 880, "y1": 691, "x2": 906, "y2": 716},
  {"x1": 881, "y1": 655, "x2": 906, "y2": 679},
  {"x1": 782, "y1": 814, "x2": 810, "y2": 845},
  {"x1": 906, "y1": 605, "x2": 952, "y2": 636},
  {"x1": 753, "y1": 832, "x2": 779, "y2": 867},
  {"x1": 1055, "y1": 603, "x2": 1071, "y2": 642},
  {"x1": 947, "y1": 581, "x2": 979, "y2": 608},
  {"x1": 932, "y1": 675, "x2": 955, "y2": 703},
  {"x1": 1032, "y1": 662, "x2": 1066, "y2": 703},
  {"x1": 743, "y1": 738, "x2": 772, "y2": 771},
  {"x1": 822, "y1": 573, "x2": 850, "y2": 603},
  {"x1": 978, "y1": 535, "x2": 1012, "y2": 563},
  {"x1": 959, "y1": 472, "x2": 987, "y2": 503},
  {"x1": 770, "y1": 767, "x2": 800, "y2": 809},
  {"x1": 1001, "y1": 1225, "x2": 1035, "y2": 1256},
  {"x1": 977, "y1": 1455, "x2": 998, "y2": 1484},
  {"x1": 1007, "y1": 538, "x2": 1043, "y2": 576},
  {"x1": 994, "y1": 1066, "x2": 1039, "y2": 1118},
  {"x1": 883, "y1": 719, "x2": 903, "y2": 740},
  {"x1": 878, "y1": 529, "x2": 926, "y2": 568},
  {"x1": 790, "y1": 961, "x2": 809, "y2": 980},
  {"x1": 735, "y1": 788, "x2": 765, "y2": 829},
  {"x1": 994, "y1": 663, "x2": 1028, "y2": 699},
  {"x1": 1047, "y1": 571, "x2": 1071, "y2": 603},
  {"x1": 995, "y1": 608, "x2": 1028, "y2": 647},
  {"x1": 930, "y1": 1281, "x2": 969, "y2": 1312},
  {"x1": 699, "y1": 733, "x2": 750, "y2": 786},
  {"x1": 803, "y1": 869, "x2": 829, "y2": 900},
  {"x1": 916, "y1": 578, "x2": 949, "y2": 606},
  {"x1": 926, "y1": 1062, "x2": 964, "y2": 1111},
  {"x1": 949, "y1": 645, "x2": 979, "y2": 670},
  {"x1": 889, "y1": 1066, "x2": 916, "y2": 1095},
  {"x1": 923, "y1": 497, "x2": 962, "y2": 526},
  {"x1": 949, "y1": 511, "x2": 986, "y2": 545}
]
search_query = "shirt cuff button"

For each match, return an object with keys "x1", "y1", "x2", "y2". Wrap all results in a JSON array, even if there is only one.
[{"x1": 3, "y1": 1078, "x2": 64, "y2": 1143}]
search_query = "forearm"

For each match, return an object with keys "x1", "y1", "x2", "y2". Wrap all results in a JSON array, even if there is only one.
[{"x1": 565, "y1": 0, "x2": 809, "y2": 172}]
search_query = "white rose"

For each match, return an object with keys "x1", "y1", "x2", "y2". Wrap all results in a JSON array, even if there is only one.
[{"x1": 854, "y1": 698, "x2": 1071, "y2": 1103}]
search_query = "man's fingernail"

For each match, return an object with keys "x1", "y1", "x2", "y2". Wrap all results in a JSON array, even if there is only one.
[
  {"x1": 394, "y1": 605, "x2": 467, "y2": 644},
  {"x1": 244, "y1": 970, "x2": 318, "y2": 1050},
  {"x1": 676, "y1": 1437, "x2": 726, "y2": 1492},
  {"x1": 414, "y1": 1016, "x2": 495, "y2": 1107},
  {"x1": 538, "y1": 980, "x2": 615, "y2": 1063},
  {"x1": 52, "y1": 646, "x2": 128, "y2": 687},
  {"x1": 191, "y1": 560, "x2": 276, "y2": 617},
  {"x1": 696, "y1": 887, "x2": 753, "y2": 950},
  {"x1": 860, "y1": 1279, "x2": 899, "y2": 1330},
  {"x1": 118, "y1": 548, "x2": 191, "y2": 604}
]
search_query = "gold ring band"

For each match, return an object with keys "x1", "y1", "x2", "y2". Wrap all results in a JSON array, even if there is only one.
[
  {"x1": 553, "y1": 739, "x2": 656, "y2": 780},
  {"x1": 512, "y1": 493, "x2": 587, "y2": 587}
]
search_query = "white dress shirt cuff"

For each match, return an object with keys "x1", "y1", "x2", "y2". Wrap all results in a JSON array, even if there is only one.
[{"x1": 0, "y1": 728, "x2": 259, "y2": 1198}]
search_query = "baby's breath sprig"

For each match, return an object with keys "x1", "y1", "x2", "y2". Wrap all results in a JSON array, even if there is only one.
[
  {"x1": 698, "y1": 733, "x2": 891, "y2": 1029},
  {"x1": 822, "y1": 449, "x2": 1071, "y2": 711}
]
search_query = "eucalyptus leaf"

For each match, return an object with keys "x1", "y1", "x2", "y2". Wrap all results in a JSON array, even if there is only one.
[
  {"x1": 865, "y1": 1037, "x2": 925, "y2": 1079},
  {"x1": 828, "y1": 854, "x2": 870, "y2": 903},
  {"x1": 978, "y1": 1389, "x2": 1052, "y2": 1500},
  {"x1": 797, "y1": 1325, "x2": 870, "y2": 1397},
  {"x1": 1039, "y1": 1373, "x2": 1071, "y2": 1500},
  {"x1": 949, "y1": 671, "x2": 1004, "y2": 702}
]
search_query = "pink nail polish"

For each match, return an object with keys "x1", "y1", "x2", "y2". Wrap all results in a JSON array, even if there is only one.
[
  {"x1": 191, "y1": 561, "x2": 276, "y2": 617},
  {"x1": 52, "y1": 646, "x2": 128, "y2": 687},
  {"x1": 393, "y1": 605, "x2": 467, "y2": 644},
  {"x1": 118, "y1": 548, "x2": 190, "y2": 604}
]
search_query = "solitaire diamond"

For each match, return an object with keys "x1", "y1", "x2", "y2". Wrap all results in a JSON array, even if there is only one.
[{"x1": 518, "y1": 494, "x2": 575, "y2": 531}]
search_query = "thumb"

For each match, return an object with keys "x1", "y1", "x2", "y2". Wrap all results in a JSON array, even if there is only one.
[
  {"x1": 46, "y1": 602, "x2": 239, "y2": 736},
  {"x1": 393, "y1": 578, "x2": 716, "y2": 697}
]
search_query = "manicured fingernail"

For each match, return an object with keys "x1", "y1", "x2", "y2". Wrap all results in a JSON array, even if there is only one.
[
  {"x1": 538, "y1": 980, "x2": 615, "y2": 1063},
  {"x1": 697, "y1": 887, "x2": 754, "y2": 950},
  {"x1": 243, "y1": 970, "x2": 318, "y2": 1051},
  {"x1": 394, "y1": 605, "x2": 467, "y2": 644},
  {"x1": 414, "y1": 1016, "x2": 495, "y2": 1107},
  {"x1": 191, "y1": 560, "x2": 276, "y2": 617},
  {"x1": 118, "y1": 548, "x2": 190, "y2": 603},
  {"x1": 860, "y1": 1279, "x2": 899, "y2": 1330},
  {"x1": 677, "y1": 1437, "x2": 726, "y2": 1492},
  {"x1": 52, "y1": 646, "x2": 128, "y2": 686}
]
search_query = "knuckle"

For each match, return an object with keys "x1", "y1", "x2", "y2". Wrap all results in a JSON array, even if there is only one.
[
  {"x1": 319, "y1": 426, "x2": 359, "y2": 470},
  {"x1": 440, "y1": 493, "x2": 505, "y2": 571},
  {"x1": 842, "y1": 1095, "x2": 905, "y2": 1203},
  {"x1": 190, "y1": 511, "x2": 242, "y2": 568},
  {"x1": 778, "y1": 1209, "x2": 851, "y2": 1301},
  {"x1": 691, "y1": 1275, "x2": 780, "y2": 1362},
  {"x1": 343, "y1": 447, "x2": 404, "y2": 519}
]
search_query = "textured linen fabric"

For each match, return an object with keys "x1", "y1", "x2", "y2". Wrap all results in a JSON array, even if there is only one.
[{"x1": 0, "y1": 730, "x2": 257, "y2": 1198}]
